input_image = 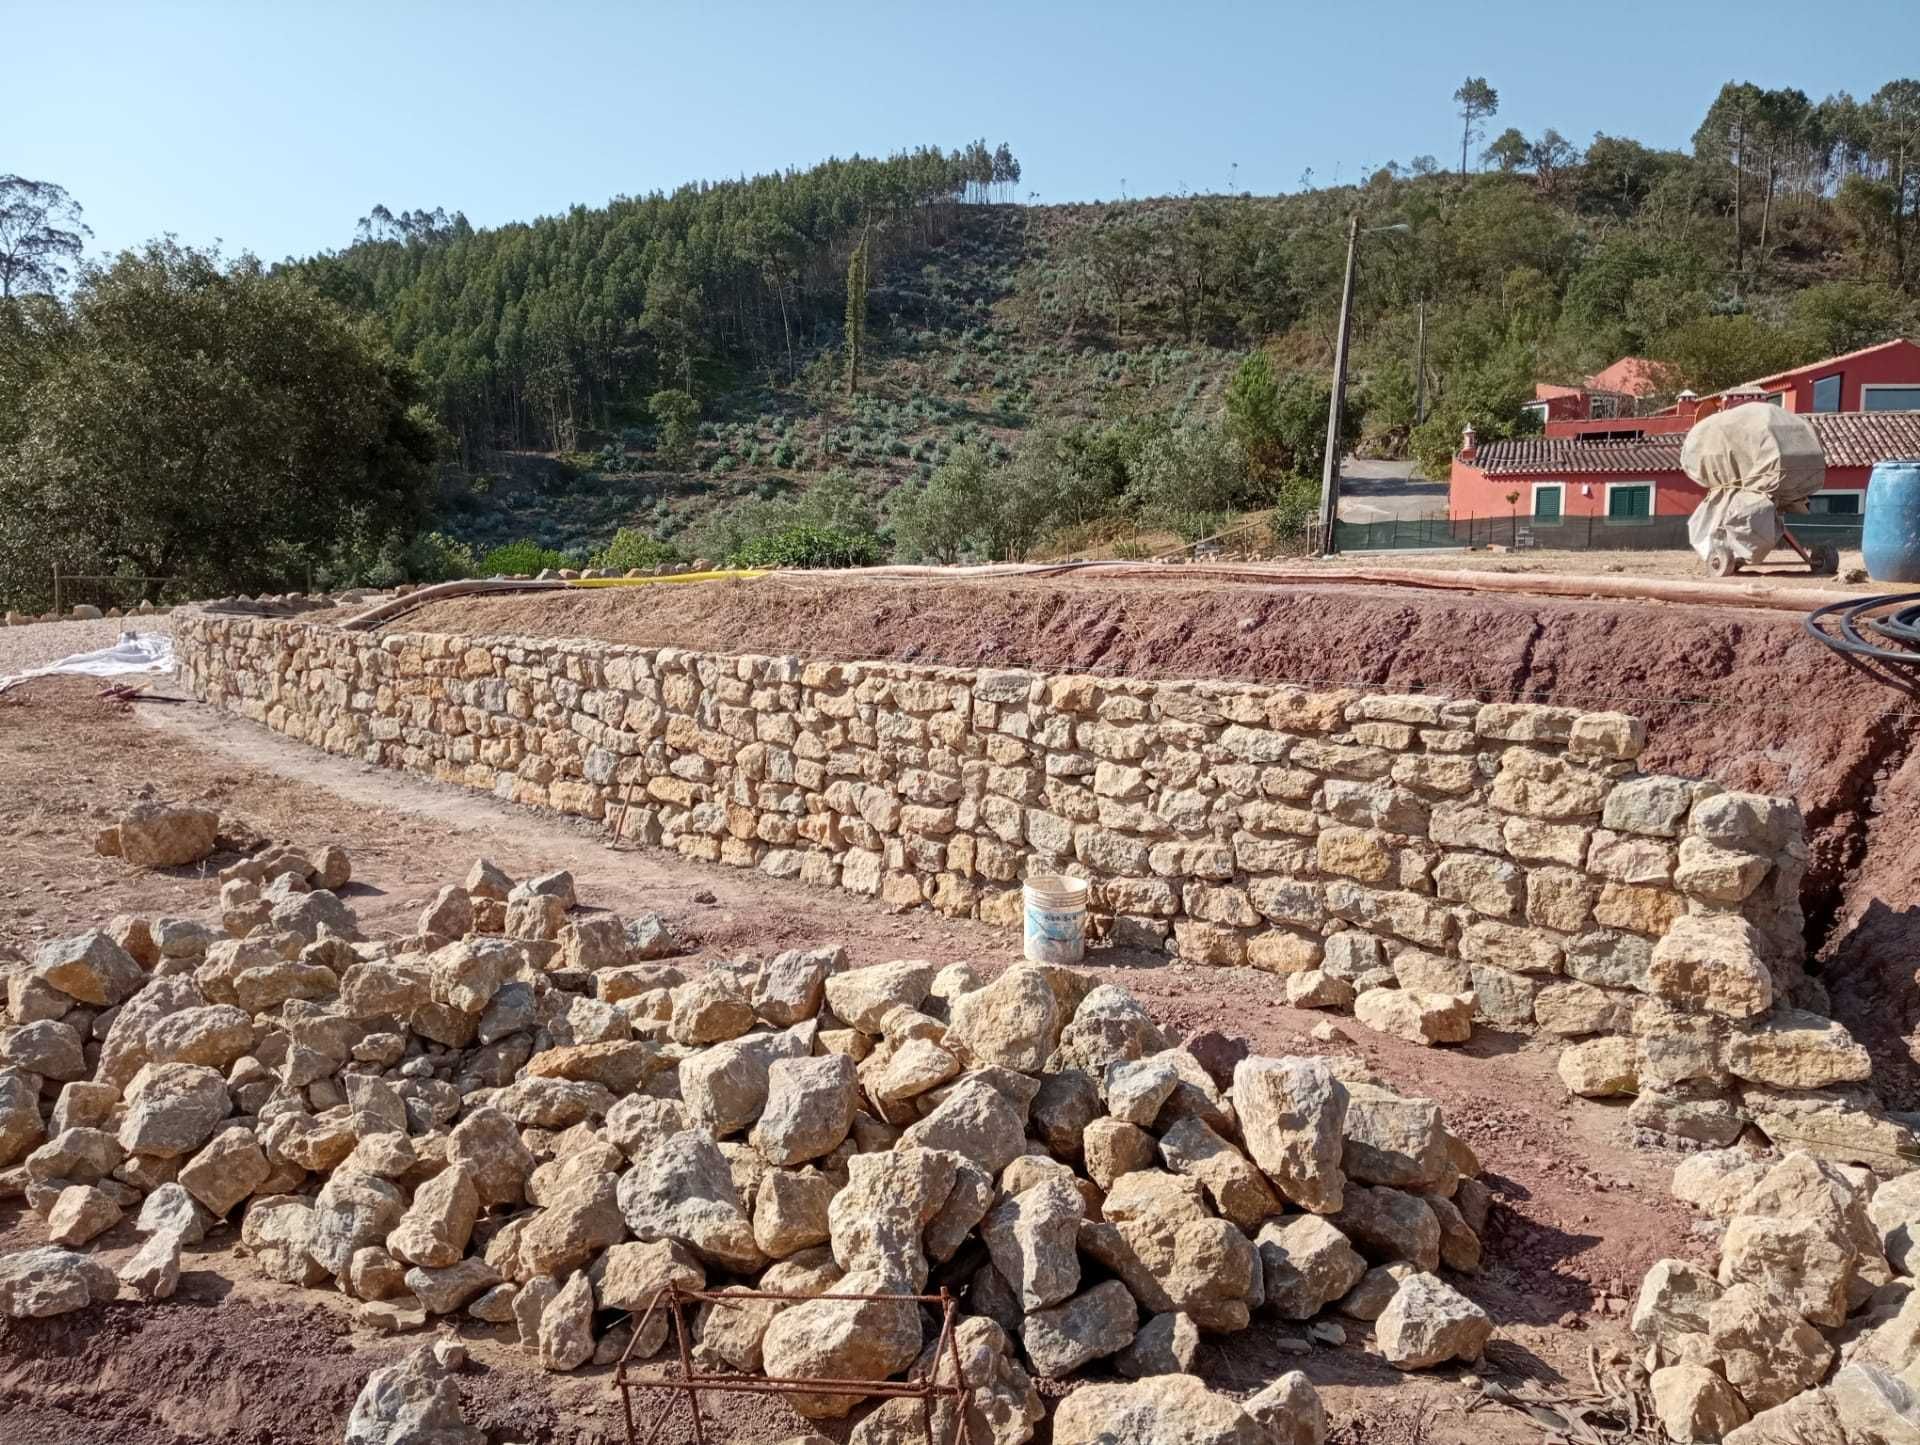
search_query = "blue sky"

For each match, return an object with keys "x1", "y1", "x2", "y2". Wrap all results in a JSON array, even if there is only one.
[{"x1": 11, "y1": 0, "x2": 1913, "y2": 262}]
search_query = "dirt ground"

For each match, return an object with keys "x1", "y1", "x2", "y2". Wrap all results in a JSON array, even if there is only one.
[
  {"x1": 0, "y1": 669, "x2": 1704, "y2": 1444},
  {"x1": 1328, "y1": 544, "x2": 1879, "y2": 590}
]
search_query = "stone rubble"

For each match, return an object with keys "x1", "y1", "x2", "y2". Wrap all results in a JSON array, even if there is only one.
[
  {"x1": 1630, "y1": 1145, "x2": 1920, "y2": 1443},
  {"x1": 1, "y1": 849, "x2": 1500, "y2": 1443}
]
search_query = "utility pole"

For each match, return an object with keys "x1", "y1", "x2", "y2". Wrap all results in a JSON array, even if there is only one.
[
  {"x1": 1318, "y1": 216, "x2": 1361, "y2": 554},
  {"x1": 1414, "y1": 297, "x2": 1428, "y2": 426}
]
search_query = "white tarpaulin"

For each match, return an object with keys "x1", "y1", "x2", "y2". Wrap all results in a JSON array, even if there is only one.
[
  {"x1": 0, "y1": 631, "x2": 175, "y2": 695},
  {"x1": 1682, "y1": 404, "x2": 1827, "y2": 565},
  {"x1": 1687, "y1": 490, "x2": 1783, "y2": 565}
]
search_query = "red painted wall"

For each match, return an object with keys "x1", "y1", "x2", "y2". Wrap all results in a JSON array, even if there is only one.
[
  {"x1": 1447, "y1": 462, "x2": 1873, "y2": 520},
  {"x1": 1755, "y1": 339, "x2": 1920, "y2": 413}
]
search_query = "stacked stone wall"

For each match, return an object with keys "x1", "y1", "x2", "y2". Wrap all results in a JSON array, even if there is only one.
[{"x1": 174, "y1": 610, "x2": 1873, "y2": 1144}]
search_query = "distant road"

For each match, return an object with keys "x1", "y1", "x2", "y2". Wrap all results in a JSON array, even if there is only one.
[{"x1": 1336, "y1": 458, "x2": 1448, "y2": 523}]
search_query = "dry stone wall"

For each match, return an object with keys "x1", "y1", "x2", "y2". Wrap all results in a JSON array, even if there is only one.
[{"x1": 175, "y1": 609, "x2": 1873, "y2": 1149}]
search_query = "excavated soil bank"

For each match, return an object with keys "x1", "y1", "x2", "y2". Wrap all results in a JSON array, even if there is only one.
[{"x1": 395, "y1": 574, "x2": 1920, "y2": 1104}]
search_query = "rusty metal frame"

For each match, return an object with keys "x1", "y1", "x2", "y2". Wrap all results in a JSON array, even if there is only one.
[{"x1": 615, "y1": 1284, "x2": 976, "y2": 1445}]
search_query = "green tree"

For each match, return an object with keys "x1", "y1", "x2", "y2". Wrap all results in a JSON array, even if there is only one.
[
  {"x1": 1408, "y1": 345, "x2": 1537, "y2": 483},
  {"x1": 1789, "y1": 280, "x2": 1917, "y2": 355},
  {"x1": 0, "y1": 176, "x2": 91, "y2": 298},
  {"x1": 1125, "y1": 422, "x2": 1252, "y2": 539},
  {"x1": 1653, "y1": 313, "x2": 1808, "y2": 393},
  {"x1": 844, "y1": 232, "x2": 870, "y2": 396},
  {"x1": 1481, "y1": 128, "x2": 1530, "y2": 174},
  {"x1": 1454, "y1": 78, "x2": 1500, "y2": 178},
  {"x1": 0, "y1": 240, "x2": 435, "y2": 610},
  {"x1": 890, "y1": 444, "x2": 1057, "y2": 563},
  {"x1": 0, "y1": 241, "x2": 437, "y2": 611},
  {"x1": 648, "y1": 387, "x2": 700, "y2": 470}
]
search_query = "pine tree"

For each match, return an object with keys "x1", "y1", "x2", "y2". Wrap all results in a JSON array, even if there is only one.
[{"x1": 843, "y1": 232, "x2": 869, "y2": 396}]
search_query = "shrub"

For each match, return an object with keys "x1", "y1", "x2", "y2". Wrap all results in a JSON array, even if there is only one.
[
  {"x1": 591, "y1": 528, "x2": 680, "y2": 572},
  {"x1": 478, "y1": 539, "x2": 569, "y2": 575},
  {"x1": 405, "y1": 531, "x2": 477, "y2": 582},
  {"x1": 727, "y1": 524, "x2": 881, "y2": 570}
]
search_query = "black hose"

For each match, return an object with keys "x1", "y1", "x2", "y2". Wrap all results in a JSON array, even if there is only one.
[{"x1": 1805, "y1": 590, "x2": 1920, "y2": 667}]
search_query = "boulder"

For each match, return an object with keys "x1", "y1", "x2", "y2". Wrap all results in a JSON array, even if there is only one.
[
  {"x1": 119, "y1": 1063, "x2": 231, "y2": 1158},
  {"x1": 617, "y1": 1130, "x2": 763, "y2": 1273},
  {"x1": 823, "y1": 960, "x2": 937, "y2": 1034},
  {"x1": 405, "y1": 1257, "x2": 500, "y2": 1316},
  {"x1": 751, "y1": 1054, "x2": 857, "y2": 1164},
  {"x1": 387, "y1": 1166, "x2": 480, "y2": 1270},
  {"x1": 1232, "y1": 1056, "x2": 1348, "y2": 1215},
  {"x1": 898, "y1": 1076, "x2": 1027, "y2": 1175},
  {"x1": 945, "y1": 965, "x2": 1065, "y2": 1072},
  {"x1": 47, "y1": 1184, "x2": 124, "y2": 1246},
  {"x1": 116, "y1": 802, "x2": 218, "y2": 869},
  {"x1": 1635, "y1": 1258, "x2": 1728, "y2": 1350},
  {"x1": 1243, "y1": 1372, "x2": 1328, "y2": 1445},
  {"x1": 669, "y1": 972, "x2": 757, "y2": 1046},
  {"x1": 1651, "y1": 1364, "x2": 1752, "y2": 1445},
  {"x1": 446, "y1": 1107, "x2": 534, "y2": 1209},
  {"x1": 1052, "y1": 1373, "x2": 1273, "y2": 1445},
  {"x1": 538, "y1": 1270, "x2": 596, "y2": 1372},
  {"x1": 118, "y1": 1227, "x2": 184, "y2": 1301},
  {"x1": 0, "y1": 1245, "x2": 119, "y2": 1318},
  {"x1": 309, "y1": 1171, "x2": 408, "y2": 1277},
  {"x1": 343, "y1": 1342, "x2": 484, "y2": 1445},
  {"x1": 1022, "y1": 1279, "x2": 1139, "y2": 1377},
  {"x1": 1114, "y1": 1311, "x2": 1202, "y2": 1378},
  {"x1": 1332, "y1": 1185, "x2": 1441, "y2": 1272},
  {"x1": 1354, "y1": 988, "x2": 1473, "y2": 1045},
  {"x1": 758, "y1": 1266, "x2": 926, "y2": 1419},
  {"x1": 177, "y1": 1125, "x2": 271, "y2": 1216},
  {"x1": 1709, "y1": 1282, "x2": 1834, "y2": 1412},
  {"x1": 1718, "y1": 1212, "x2": 1853, "y2": 1329},
  {"x1": 1158, "y1": 1116, "x2": 1280, "y2": 1229},
  {"x1": 34, "y1": 931, "x2": 147, "y2": 1006},
  {"x1": 754, "y1": 1168, "x2": 837, "y2": 1258},
  {"x1": 1376, "y1": 1272, "x2": 1492, "y2": 1369},
  {"x1": 828, "y1": 1148, "x2": 956, "y2": 1290},
  {"x1": 982, "y1": 1176, "x2": 1084, "y2": 1311},
  {"x1": 1256, "y1": 1215, "x2": 1367, "y2": 1320}
]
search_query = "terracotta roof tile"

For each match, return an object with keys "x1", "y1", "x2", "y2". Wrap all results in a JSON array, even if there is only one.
[
  {"x1": 1473, "y1": 435, "x2": 1683, "y2": 476},
  {"x1": 1808, "y1": 410, "x2": 1920, "y2": 467},
  {"x1": 1474, "y1": 411, "x2": 1920, "y2": 477}
]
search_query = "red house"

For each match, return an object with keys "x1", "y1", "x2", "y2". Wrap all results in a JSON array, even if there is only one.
[{"x1": 1450, "y1": 338, "x2": 1920, "y2": 525}]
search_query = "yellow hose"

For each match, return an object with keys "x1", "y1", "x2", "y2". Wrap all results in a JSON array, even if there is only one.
[{"x1": 567, "y1": 570, "x2": 766, "y2": 587}]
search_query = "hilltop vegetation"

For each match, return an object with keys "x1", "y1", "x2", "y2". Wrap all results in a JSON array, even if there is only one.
[{"x1": 2, "y1": 77, "x2": 1918, "y2": 607}]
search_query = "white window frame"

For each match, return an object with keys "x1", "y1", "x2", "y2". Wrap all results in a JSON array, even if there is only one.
[
  {"x1": 1604, "y1": 480, "x2": 1656, "y2": 521},
  {"x1": 1863, "y1": 383, "x2": 1920, "y2": 412},
  {"x1": 1520, "y1": 401, "x2": 1550, "y2": 425},
  {"x1": 1761, "y1": 391, "x2": 1785, "y2": 406},
  {"x1": 1530, "y1": 481, "x2": 1566, "y2": 520},
  {"x1": 1807, "y1": 488, "x2": 1864, "y2": 516},
  {"x1": 1810, "y1": 373, "x2": 1844, "y2": 413},
  {"x1": 1588, "y1": 394, "x2": 1619, "y2": 420}
]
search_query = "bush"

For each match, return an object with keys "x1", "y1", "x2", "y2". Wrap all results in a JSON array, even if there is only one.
[
  {"x1": 478, "y1": 539, "x2": 569, "y2": 575},
  {"x1": 591, "y1": 528, "x2": 680, "y2": 572},
  {"x1": 405, "y1": 531, "x2": 477, "y2": 582},
  {"x1": 727, "y1": 524, "x2": 881, "y2": 570}
]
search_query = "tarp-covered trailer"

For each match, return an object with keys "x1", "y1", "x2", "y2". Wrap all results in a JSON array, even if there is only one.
[{"x1": 1682, "y1": 403, "x2": 1839, "y2": 577}]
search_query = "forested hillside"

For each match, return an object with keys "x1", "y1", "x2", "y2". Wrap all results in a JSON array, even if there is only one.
[{"x1": 4, "y1": 79, "x2": 1918, "y2": 608}]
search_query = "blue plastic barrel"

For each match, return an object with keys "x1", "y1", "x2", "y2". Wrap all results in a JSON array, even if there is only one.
[{"x1": 1863, "y1": 460, "x2": 1920, "y2": 584}]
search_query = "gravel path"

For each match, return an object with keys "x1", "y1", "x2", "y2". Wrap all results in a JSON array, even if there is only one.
[{"x1": 0, "y1": 614, "x2": 174, "y2": 678}]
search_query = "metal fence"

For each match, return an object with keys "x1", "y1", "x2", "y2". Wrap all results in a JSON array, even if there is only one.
[{"x1": 1333, "y1": 513, "x2": 1867, "y2": 554}]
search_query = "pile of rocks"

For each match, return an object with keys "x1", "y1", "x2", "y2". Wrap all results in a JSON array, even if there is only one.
[
  {"x1": 1632, "y1": 1147, "x2": 1920, "y2": 1442},
  {"x1": 2, "y1": 852, "x2": 1504, "y2": 1442}
]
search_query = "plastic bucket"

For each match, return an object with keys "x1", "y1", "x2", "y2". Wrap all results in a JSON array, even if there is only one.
[{"x1": 1024, "y1": 874, "x2": 1089, "y2": 964}]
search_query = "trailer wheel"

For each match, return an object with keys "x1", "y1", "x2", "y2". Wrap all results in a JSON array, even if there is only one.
[
  {"x1": 1707, "y1": 543, "x2": 1740, "y2": 578},
  {"x1": 1809, "y1": 542, "x2": 1840, "y2": 577}
]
